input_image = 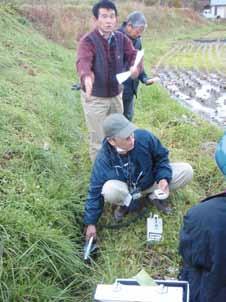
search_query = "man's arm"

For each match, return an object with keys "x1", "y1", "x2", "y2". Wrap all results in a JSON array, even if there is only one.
[
  {"x1": 84, "y1": 75, "x2": 94, "y2": 99},
  {"x1": 133, "y1": 37, "x2": 158, "y2": 86},
  {"x1": 149, "y1": 134, "x2": 172, "y2": 184},
  {"x1": 83, "y1": 183, "x2": 104, "y2": 239},
  {"x1": 83, "y1": 156, "x2": 109, "y2": 239},
  {"x1": 138, "y1": 70, "x2": 149, "y2": 83},
  {"x1": 158, "y1": 179, "x2": 169, "y2": 196},
  {"x1": 123, "y1": 35, "x2": 143, "y2": 79},
  {"x1": 76, "y1": 36, "x2": 95, "y2": 98},
  {"x1": 139, "y1": 72, "x2": 159, "y2": 85},
  {"x1": 85, "y1": 224, "x2": 97, "y2": 241}
]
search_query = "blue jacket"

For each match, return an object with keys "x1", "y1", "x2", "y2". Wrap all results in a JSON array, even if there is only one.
[
  {"x1": 118, "y1": 23, "x2": 149, "y2": 97},
  {"x1": 84, "y1": 129, "x2": 172, "y2": 225},
  {"x1": 179, "y1": 192, "x2": 226, "y2": 302}
]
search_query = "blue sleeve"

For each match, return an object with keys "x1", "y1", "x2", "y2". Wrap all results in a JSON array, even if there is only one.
[
  {"x1": 83, "y1": 157, "x2": 109, "y2": 225},
  {"x1": 134, "y1": 37, "x2": 149, "y2": 84},
  {"x1": 138, "y1": 70, "x2": 149, "y2": 83},
  {"x1": 149, "y1": 134, "x2": 172, "y2": 183}
]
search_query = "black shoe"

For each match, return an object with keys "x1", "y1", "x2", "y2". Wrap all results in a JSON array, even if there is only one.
[{"x1": 149, "y1": 199, "x2": 172, "y2": 214}]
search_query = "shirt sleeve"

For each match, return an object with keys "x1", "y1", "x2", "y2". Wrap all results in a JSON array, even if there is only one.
[
  {"x1": 76, "y1": 36, "x2": 95, "y2": 85},
  {"x1": 123, "y1": 35, "x2": 143, "y2": 73},
  {"x1": 138, "y1": 70, "x2": 149, "y2": 83},
  {"x1": 136, "y1": 37, "x2": 148, "y2": 82},
  {"x1": 83, "y1": 157, "x2": 109, "y2": 226}
]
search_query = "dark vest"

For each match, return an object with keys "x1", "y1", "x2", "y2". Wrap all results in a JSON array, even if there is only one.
[{"x1": 88, "y1": 30, "x2": 125, "y2": 97}]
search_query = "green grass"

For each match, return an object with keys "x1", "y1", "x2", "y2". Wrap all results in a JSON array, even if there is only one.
[
  {"x1": 0, "y1": 3, "x2": 226, "y2": 301},
  {"x1": 0, "y1": 5, "x2": 92, "y2": 301},
  {"x1": 157, "y1": 41, "x2": 226, "y2": 73}
]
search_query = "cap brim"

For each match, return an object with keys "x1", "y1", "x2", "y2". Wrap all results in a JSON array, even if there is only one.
[{"x1": 117, "y1": 123, "x2": 137, "y2": 139}]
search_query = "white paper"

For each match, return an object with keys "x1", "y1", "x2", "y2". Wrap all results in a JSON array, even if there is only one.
[
  {"x1": 94, "y1": 284, "x2": 183, "y2": 302},
  {"x1": 133, "y1": 49, "x2": 144, "y2": 68},
  {"x1": 116, "y1": 50, "x2": 144, "y2": 84},
  {"x1": 116, "y1": 71, "x2": 131, "y2": 85}
]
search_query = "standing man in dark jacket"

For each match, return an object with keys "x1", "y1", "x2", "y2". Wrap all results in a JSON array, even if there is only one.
[
  {"x1": 84, "y1": 113, "x2": 193, "y2": 240},
  {"x1": 179, "y1": 133, "x2": 226, "y2": 302},
  {"x1": 76, "y1": 1, "x2": 142, "y2": 161},
  {"x1": 119, "y1": 12, "x2": 157, "y2": 121}
]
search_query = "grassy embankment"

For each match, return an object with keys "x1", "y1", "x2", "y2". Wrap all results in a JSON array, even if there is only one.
[
  {"x1": 0, "y1": 5, "x2": 90, "y2": 301},
  {"x1": 0, "y1": 3, "x2": 226, "y2": 301}
]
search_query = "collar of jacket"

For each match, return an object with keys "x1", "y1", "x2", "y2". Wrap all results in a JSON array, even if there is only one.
[
  {"x1": 201, "y1": 191, "x2": 226, "y2": 203},
  {"x1": 101, "y1": 138, "x2": 133, "y2": 166}
]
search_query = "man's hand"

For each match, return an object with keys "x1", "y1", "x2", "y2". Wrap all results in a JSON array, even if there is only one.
[
  {"x1": 85, "y1": 224, "x2": 96, "y2": 241},
  {"x1": 84, "y1": 74, "x2": 94, "y2": 100},
  {"x1": 145, "y1": 77, "x2": 160, "y2": 86},
  {"x1": 129, "y1": 66, "x2": 139, "y2": 79},
  {"x1": 158, "y1": 179, "x2": 169, "y2": 196}
]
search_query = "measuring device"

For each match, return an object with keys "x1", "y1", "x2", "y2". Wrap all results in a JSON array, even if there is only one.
[{"x1": 147, "y1": 213, "x2": 163, "y2": 244}]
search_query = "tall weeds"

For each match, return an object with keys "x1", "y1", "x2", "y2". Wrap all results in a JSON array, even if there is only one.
[
  {"x1": 0, "y1": 6, "x2": 91, "y2": 300},
  {"x1": 19, "y1": 1, "x2": 206, "y2": 48}
]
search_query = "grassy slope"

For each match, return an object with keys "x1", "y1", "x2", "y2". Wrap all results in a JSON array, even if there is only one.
[
  {"x1": 0, "y1": 4, "x2": 225, "y2": 302},
  {"x1": 0, "y1": 5, "x2": 91, "y2": 301}
]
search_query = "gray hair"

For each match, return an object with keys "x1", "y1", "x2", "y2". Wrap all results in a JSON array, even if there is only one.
[{"x1": 126, "y1": 11, "x2": 147, "y2": 28}]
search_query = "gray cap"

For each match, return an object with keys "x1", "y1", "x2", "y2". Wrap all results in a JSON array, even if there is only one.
[
  {"x1": 126, "y1": 11, "x2": 147, "y2": 28},
  {"x1": 103, "y1": 113, "x2": 136, "y2": 138}
]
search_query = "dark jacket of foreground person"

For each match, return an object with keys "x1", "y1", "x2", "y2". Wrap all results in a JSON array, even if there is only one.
[
  {"x1": 84, "y1": 129, "x2": 172, "y2": 225},
  {"x1": 179, "y1": 192, "x2": 226, "y2": 302}
]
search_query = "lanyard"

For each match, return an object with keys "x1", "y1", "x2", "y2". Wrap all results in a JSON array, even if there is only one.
[
  {"x1": 116, "y1": 153, "x2": 143, "y2": 192},
  {"x1": 116, "y1": 153, "x2": 133, "y2": 190}
]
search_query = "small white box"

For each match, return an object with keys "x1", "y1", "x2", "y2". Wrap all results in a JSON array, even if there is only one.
[{"x1": 147, "y1": 214, "x2": 163, "y2": 243}]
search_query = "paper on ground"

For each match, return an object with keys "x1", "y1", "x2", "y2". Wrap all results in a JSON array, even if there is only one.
[
  {"x1": 94, "y1": 283, "x2": 183, "y2": 302},
  {"x1": 116, "y1": 50, "x2": 144, "y2": 84},
  {"x1": 133, "y1": 269, "x2": 157, "y2": 286}
]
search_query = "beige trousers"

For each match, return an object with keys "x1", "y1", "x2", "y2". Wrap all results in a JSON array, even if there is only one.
[
  {"x1": 81, "y1": 91, "x2": 123, "y2": 162},
  {"x1": 101, "y1": 162, "x2": 193, "y2": 206}
]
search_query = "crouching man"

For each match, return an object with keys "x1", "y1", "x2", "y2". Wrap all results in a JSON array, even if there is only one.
[{"x1": 84, "y1": 113, "x2": 193, "y2": 240}]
